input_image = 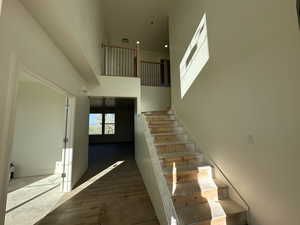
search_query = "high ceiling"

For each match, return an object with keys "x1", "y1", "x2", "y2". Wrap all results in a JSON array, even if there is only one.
[
  {"x1": 20, "y1": 0, "x2": 106, "y2": 84},
  {"x1": 19, "y1": 0, "x2": 170, "y2": 84},
  {"x1": 102, "y1": 0, "x2": 170, "y2": 52}
]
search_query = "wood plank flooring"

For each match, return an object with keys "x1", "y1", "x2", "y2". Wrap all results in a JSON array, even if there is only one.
[{"x1": 35, "y1": 147, "x2": 160, "y2": 225}]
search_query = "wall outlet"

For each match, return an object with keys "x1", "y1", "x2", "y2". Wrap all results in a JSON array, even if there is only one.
[{"x1": 247, "y1": 135, "x2": 255, "y2": 145}]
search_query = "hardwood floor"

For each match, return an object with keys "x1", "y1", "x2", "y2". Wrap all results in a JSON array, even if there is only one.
[{"x1": 35, "y1": 144, "x2": 160, "y2": 225}]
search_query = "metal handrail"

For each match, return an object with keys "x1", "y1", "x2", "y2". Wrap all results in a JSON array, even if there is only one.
[
  {"x1": 173, "y1": 110, "x2": 251, "y2": 224},
  {"x1": 102, "y1": 43, "x2": 137, "y2": 52}
]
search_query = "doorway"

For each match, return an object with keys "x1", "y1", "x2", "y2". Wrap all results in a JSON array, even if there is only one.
[
  {"x1": 5, "y1": 71, "x2": 74, "y2": 225},
  {"x1": 77, "y1": 97, "x2": 135, "y2": 183}
]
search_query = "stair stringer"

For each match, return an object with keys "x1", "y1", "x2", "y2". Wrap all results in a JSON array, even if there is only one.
[{"x1": 135, "y1": 114, "x2": 182, "y2": 225}]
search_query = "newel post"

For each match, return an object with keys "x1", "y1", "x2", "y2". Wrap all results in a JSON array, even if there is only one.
[{"x1": 136, "y1": 44, "x2": 141, "y2": 77}]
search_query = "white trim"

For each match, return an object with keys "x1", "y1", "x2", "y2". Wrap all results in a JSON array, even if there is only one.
[
  {"x1": 19, "y1": 65, "x2": 73, "y2": 97},
  {"x1": 0, "y1": 53, "x2": 19, "y2": 225}
]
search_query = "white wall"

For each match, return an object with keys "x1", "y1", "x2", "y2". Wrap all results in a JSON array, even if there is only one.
[
  {"x1": 140, "y1": 50, "x2": 169, "y2": 62},
  {"x1": 71, "y1": 96, "x2": 90, "y2": 188},
  {"x1": 20, "y1": 0, "x2": 107, "y2": 84},
  {"x1": 0, "y1": 1, "x2": 89, "y2": 224},
  {"x1": 69, "y1": 0, "x2": 107, "y2": 77},
  {"x1": 169, "y1": 1, "x2": 300, "y2": 225},
  {"x1": 11, "y1": 82, "x2": 65, "y2": 177},
  {"x1": 88, "y1": 76, "x2": 142, "y2": 113},
  {"x1": 141, "y1": 86, "x2": 171, "y2": 112}
]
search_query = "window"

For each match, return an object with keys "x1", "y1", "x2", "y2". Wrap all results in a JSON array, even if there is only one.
[
  {"x1": 89, "y1": 113, "x2": 103, "y2": 135},
  {"x1": 89, "y1": 113, "x2": 116, "y2": 135},
  {"x1": 104, "y1": 113, "x2": 115, "y2": 135},
  {"x1": 180, "y1": 13, "x2": 209, "y2": 98}
]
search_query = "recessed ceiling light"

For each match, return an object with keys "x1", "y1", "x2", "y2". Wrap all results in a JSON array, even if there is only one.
[
  {"x1": 136, "y1": 41, "x2": 140, "y2": 45},
  {"x1": 164, "y1": 44, "x2": 169, "y2": 48}
]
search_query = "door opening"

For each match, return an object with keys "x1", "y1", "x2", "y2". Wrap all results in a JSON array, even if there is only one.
[
  {"x1": 5, "y1": 71, "x2": 75, "y2": 225},
  {"x1": 75, "y1": 97, "x2": 135, "y2": 185}
]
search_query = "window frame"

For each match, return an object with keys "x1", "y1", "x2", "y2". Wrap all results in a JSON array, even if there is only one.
[
  {"x1": 89, "y1": 112, "x2": 116, "y2": 136},
  {"x1": 104, "y1": 113, "x2": 116, "y2": 135},
  {"x1": 88, "y1": 113, "x2": 103, "y2": 135}
]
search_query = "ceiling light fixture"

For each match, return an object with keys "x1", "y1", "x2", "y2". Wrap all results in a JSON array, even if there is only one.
[
  {"x1": 136, "y1": 41, "x2": 140, "y2": 45},
  {"x1": 164, "y1": 44, "x2": 169, "y2": 48}
]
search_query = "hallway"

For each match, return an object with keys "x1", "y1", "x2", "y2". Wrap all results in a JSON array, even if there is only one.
[{"x1": 35, "y1": 143, "x2": 160, "y2": 225}]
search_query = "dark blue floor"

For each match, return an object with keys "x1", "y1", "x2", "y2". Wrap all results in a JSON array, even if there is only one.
[{"x1": 88, "y1": 142, "x2": 134, "y2": 169}]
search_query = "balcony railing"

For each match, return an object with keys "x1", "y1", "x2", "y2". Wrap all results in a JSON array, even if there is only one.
[
  {"x1": 141, "y1": 60, "x2": 171, "y2": 87},
  {"x1": 102, "y1": 44, "x2": 170, "y2": 87},
  {"x1": 103, "y1": 44, "x2": 137, "y2": 77},
  {"x1": 141, "y1": 61, "x2": 162, "y2": 87}
]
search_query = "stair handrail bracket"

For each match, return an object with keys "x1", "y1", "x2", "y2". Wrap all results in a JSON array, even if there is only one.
[{"x1": 140, "y1": 114, "x2": 182, "y2": 225}]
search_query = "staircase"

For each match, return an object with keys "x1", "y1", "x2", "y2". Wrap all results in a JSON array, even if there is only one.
[{"x1": 143, "y1": 110, "x2": 248, "y2": 225}]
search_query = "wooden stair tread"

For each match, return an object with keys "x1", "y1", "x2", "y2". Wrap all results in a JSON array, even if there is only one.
[
  {"x1": 177, "y1": 199, "x2": 246, "y2": 225},
  {"x1": 148, "y1": 118, "x2": 176, "y2": 121},
  {"x1": 152, "y1": 131, "x2": 185, "y2": 136},
  {"x1": 168, "y1": 179, "x2": 227, "y2": 196},
  {"x1": 156, "y1": 142, "x2": 193, "y2": 146},
  {"x1": 143, "y1": 111, "x2": 174, "y2": 116},
  {"x1": 146, "y1": 116, "x2": 175, "y2": 120},
  {"x1": 159, "y1": 151, "x2": 200, "y2": 158},
  {"x1": 144, "y1": 111, "x2": 248, "y2": 225},
  {"x1": 163, "y1": 164, "x2": 211, "y2": 175},
  {"x1": 155, "y1": 141, "x2": 193, "y2": 146}
]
